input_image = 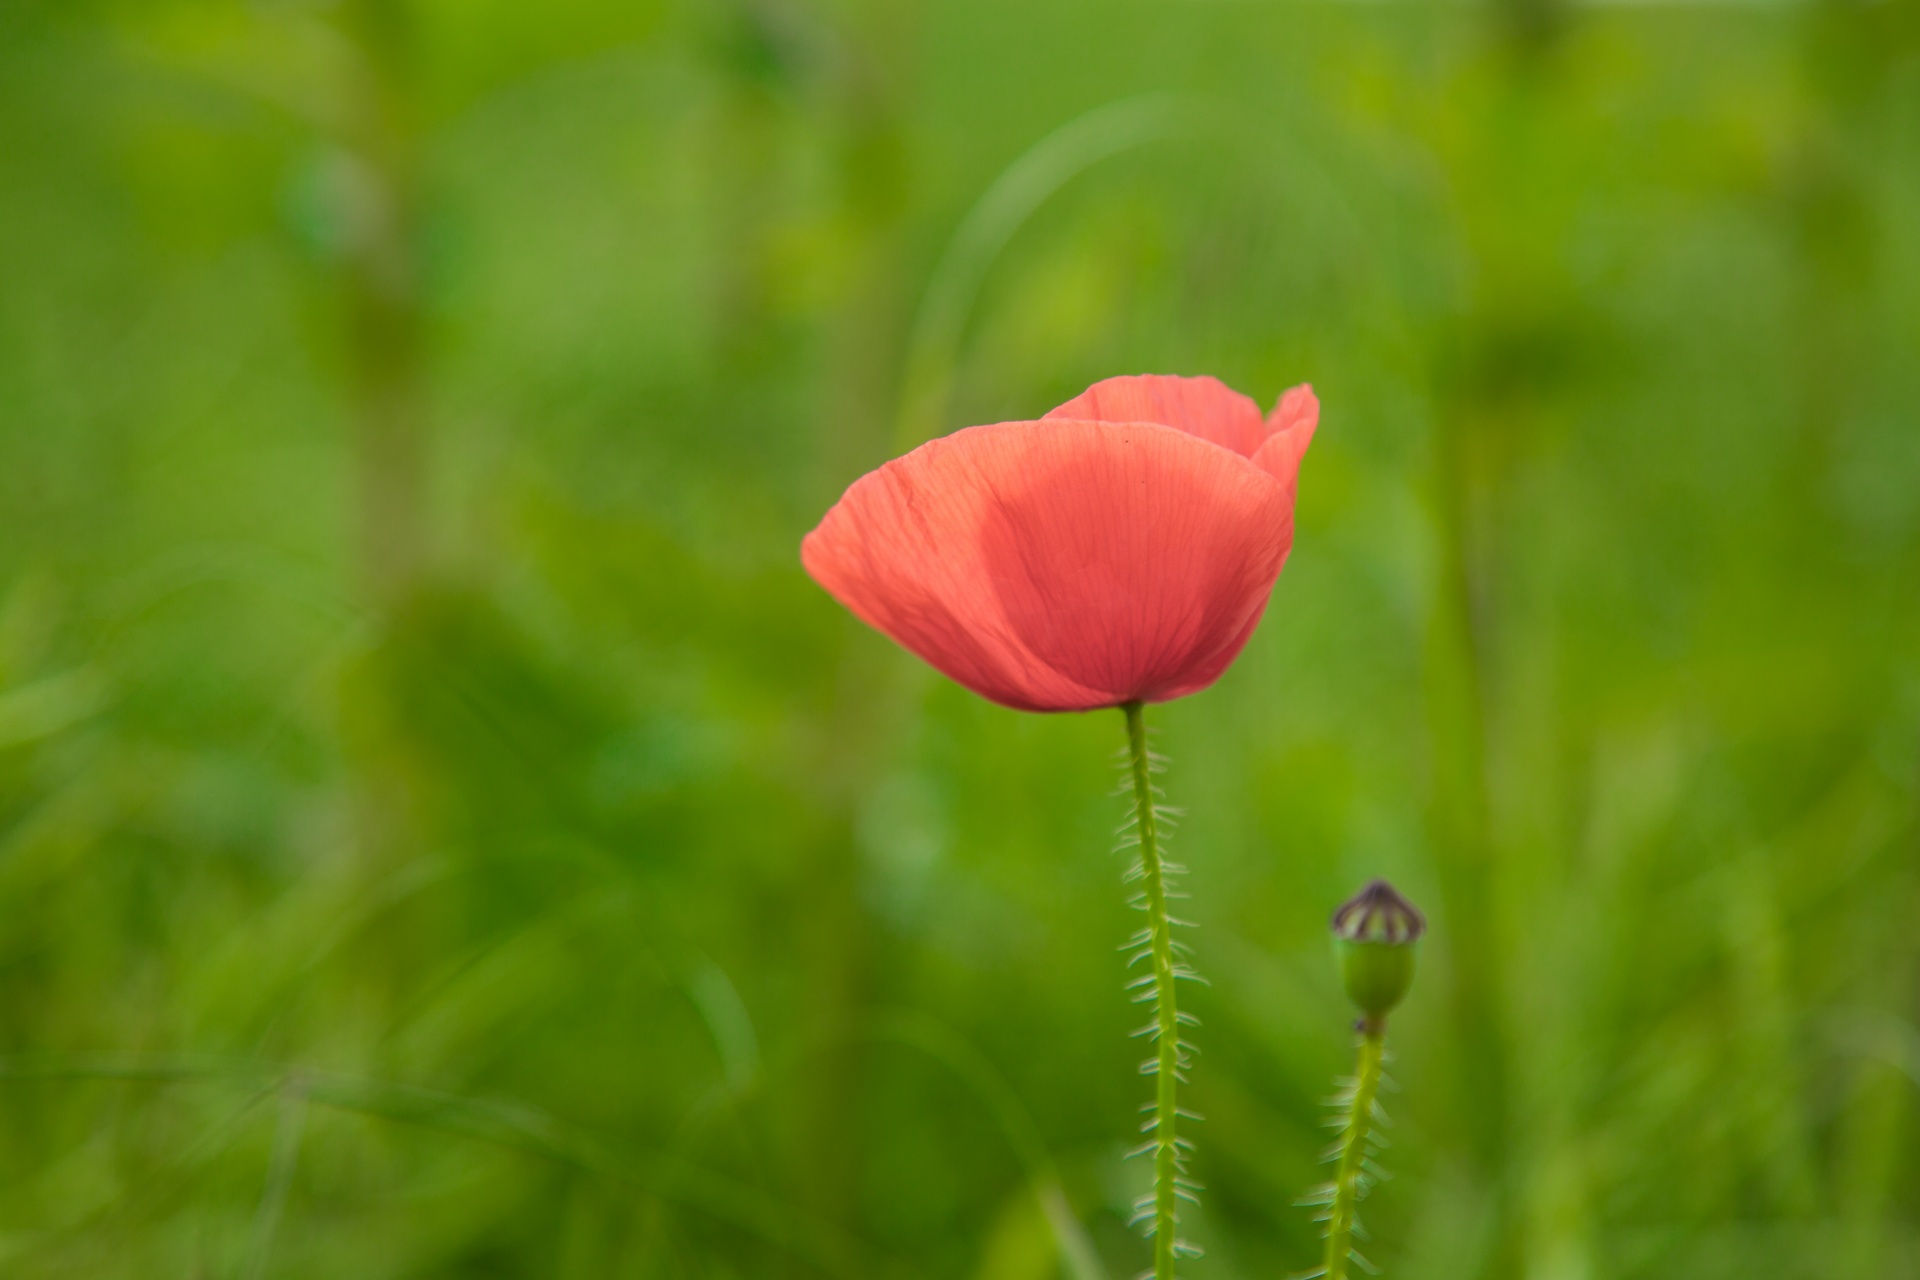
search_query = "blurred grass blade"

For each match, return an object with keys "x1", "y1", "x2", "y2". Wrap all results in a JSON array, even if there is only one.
[
  {"x1": 894, "y1": 92, "x2": 1200, "y2": 450},
  {"x1": 241, "y1": 1083, "x2": 307, "y2": 1280},
  {"x1": 875, "y1": 1011, "x2": 1109, "y2": 1280},
  {"x1": 0, "y1": 1054, "x2": 892, "y2": 1280},
  {"x1": 0, "y1": 670, "x2": 104, "y2": 749}
]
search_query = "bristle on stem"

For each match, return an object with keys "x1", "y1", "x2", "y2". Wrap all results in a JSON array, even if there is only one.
[
  {"x1": 1313, "y1": 1023, "x2": 1389, "y2": 1280},
  {"x1": 1119, "y1": 701, "x2": 1201, "y2": 1278}
]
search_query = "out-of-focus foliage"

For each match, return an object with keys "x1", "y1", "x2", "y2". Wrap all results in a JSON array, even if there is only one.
[{"x1": 2, "y1": 0, "x2": 1918, "y2": 1275}]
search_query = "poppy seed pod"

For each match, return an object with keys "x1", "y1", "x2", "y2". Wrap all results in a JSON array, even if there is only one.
[{"x1": 1331, "y1": 879, "x2": 1425, "y2": 1027}]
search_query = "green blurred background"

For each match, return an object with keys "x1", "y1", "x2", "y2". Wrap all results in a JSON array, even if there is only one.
[{"x1": 3, "y1": 0, "x2": 1919, "y2": 1275}]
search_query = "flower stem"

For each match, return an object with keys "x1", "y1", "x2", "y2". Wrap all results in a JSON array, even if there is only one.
[
  {"x1": 1325, "y1": 1023, "x2": 1387, "y2": 1280},
  {"x1": 1122, "y1": 700, "x2": 1184, "y2": 1279}
]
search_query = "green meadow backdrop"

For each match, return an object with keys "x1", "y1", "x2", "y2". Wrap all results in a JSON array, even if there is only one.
[{"x1": 2, "y1": 0, "x2": 1918, "y2": 1276}]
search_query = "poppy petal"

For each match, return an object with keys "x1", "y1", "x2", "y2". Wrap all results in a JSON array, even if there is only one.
[
  {"x1": 1252, "y1": 382, "x2": 1318, "y2": 493},
  {"x1": 802, "y1": 418, "x2": 1292, "y2": 712},
  {"x1": 1270, "y1": 382, "x2": 1319, "y2": 439},
  {"x1": 1045, "y1": 374, "x2": 1268, "y2": 458}
]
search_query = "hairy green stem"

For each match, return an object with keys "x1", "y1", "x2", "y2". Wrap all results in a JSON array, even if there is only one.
[
  {"x1": 1325, "y1": 1025, "x2": 1386, "y2": 1280},
  {"x1": 1123, "y1": 700, "x2": 1183, "y2": 1279}
]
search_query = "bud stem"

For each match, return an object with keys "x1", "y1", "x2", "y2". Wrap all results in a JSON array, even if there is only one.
[
  {"x1": 1123, "y1": 700, "x2": 1182, "y2": 1279},
  {"x1": 1325, "y1": 1023, "x2": 1386, "y2": 1280}
]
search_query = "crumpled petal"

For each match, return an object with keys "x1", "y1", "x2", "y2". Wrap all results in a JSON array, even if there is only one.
[
  {"x1": 1046, "y1": 371, "x2": 1319, "y2": 492},
  {"x1": 801, "y1": 418, "x2": 1293, "y2": 712},
  {"x1": 1046, "y1": 374, "x2": 1268, "y2": 458},
  {"x1": 1253, "y1": 382, "x2": 1317, "y2": 495}
]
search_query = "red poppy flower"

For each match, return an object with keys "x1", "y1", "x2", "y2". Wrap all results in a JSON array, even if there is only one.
[{"x1": 802, "y1": 374, "x2": 1317, "y2": 712}]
